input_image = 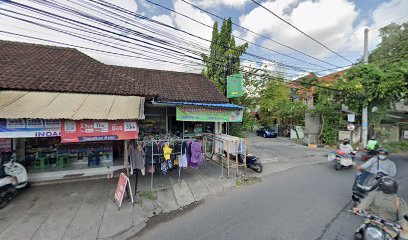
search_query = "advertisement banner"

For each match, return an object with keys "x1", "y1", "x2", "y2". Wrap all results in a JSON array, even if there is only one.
[
  {"x1": 61, "y1": 120, "x2": 138, "y2": 143},
  {"x1": 176, "y1": 106, "x2": 243, "y2": 122},
  {"x1": 0, "y1": 119, "x2": 61, "y2": 138},
  {"x1": 114, "y1": 173, "x2": 134, "y2": 208},
  {"x1": 227, "y1": 73, "x2": 243, "y2": 98}
]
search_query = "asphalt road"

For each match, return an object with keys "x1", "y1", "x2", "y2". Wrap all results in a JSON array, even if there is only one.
[{"x1": 132, "y1": 140, "x2": 408, "y2": 240}]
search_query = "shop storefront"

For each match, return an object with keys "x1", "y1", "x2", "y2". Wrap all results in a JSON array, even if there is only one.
[
  {"x1": 0, "y1": 91, "x2": 145, "y2": 181},
  {"x1": 0, "y1": 118, "x2": 138, "y2": 174},
  {"x1": 143, "y1": 102, "x2": 244, "y2": 139}
]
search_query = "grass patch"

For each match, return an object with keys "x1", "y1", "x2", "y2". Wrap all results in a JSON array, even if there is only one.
[
  {"x1": 236, "y1": 177, "x2": 262, "y2": 187},
  {"x1": 382, "y1": 141, "x2": 408, "y2": 153},
  {"x1": 135, "y1": 199, "x2": 143, "y2": 207},
  {"x1": 139, "y1": 190, "x2": 157, "y2": 201}
]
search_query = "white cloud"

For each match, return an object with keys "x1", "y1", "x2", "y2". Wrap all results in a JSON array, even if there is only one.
[
  {"x1": 172, "y1": 0, "x2": 214, "y2": 49},
  {"x1": 0, "y1": 0, "x2": 209, "y2": 72},
  {"x1": 191, "y1": 0, "x2": 249, "y2": 9},
  {"x1": 152, "y1": 14, "x2": 175, "y2": 27},
  {"x1": 238, "y1": 0, "x2": 407, "y2": 69},
  {"x1": 240, "y1": 0, "x2": 359, "y2": 60}
]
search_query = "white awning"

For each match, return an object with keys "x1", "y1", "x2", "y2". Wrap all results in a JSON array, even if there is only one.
[{"x1": 0, "y1": 91, "x2": 145, "y2": 120}]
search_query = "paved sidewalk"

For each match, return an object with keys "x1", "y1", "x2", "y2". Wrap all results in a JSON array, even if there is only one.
[{"x1": 0, "y1": 161, "x2": 234, "y2": 240}]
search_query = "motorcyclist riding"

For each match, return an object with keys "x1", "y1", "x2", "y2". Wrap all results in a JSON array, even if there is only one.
[
  {"x1": 339, "y1": 138, "x2": 354, "y2": 154},
  {"x1": 353, "y1": 177, "x2": 408, "y2": 238},
  {"x1": 356, "y1": 149, "x2": 397, "y2": 177}
]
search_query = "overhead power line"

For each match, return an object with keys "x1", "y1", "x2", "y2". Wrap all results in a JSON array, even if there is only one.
[
  {"x1": 180, "y1": 0, "x2": 340, "y2": 68},
  {"x1": 146, "y1": 0, "x2": 330, "y2": 70},
  {"x1": 250, "y1": 0, "x2": 353, "y2": 64}
]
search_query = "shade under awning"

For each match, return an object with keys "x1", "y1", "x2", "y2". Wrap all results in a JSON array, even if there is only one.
[{"x1": 0, "y1": 91, "x2": 145, "y2": 120}]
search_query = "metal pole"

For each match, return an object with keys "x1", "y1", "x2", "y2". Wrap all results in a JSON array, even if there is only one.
[{"x1": 362, "y1": 28, "x2": 369, "y2": 147}]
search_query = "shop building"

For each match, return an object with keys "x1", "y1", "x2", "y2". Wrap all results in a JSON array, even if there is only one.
[{"x1": 0, "y1": 40, "x2": 243, "y2": 182}]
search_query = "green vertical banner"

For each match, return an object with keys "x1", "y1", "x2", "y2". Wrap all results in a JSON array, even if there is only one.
[{"x1": 227, "y1": 72, "x2": 243, "y2": 98}]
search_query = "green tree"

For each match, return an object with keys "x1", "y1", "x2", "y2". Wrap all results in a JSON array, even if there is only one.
[
  {"x1": 369, "y1": 22, "x2": 408, "y2": 70},
  {"x1": 202, "y1": 18, "x2": 248, "y2": 91},
  {"x1": 259, "y1": 78, "x2": 306, "y2": 126},
  {"x1": 334, "y1": 64, "x2": 407, "y2": 135}
]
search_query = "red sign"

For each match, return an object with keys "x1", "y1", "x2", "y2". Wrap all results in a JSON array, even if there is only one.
[
  {"x1": 114, "y1": 173, "x2": 129, "y2": 208},
  {"x1": 60, "y1": 120, "x2": 138, "y2": 143}
]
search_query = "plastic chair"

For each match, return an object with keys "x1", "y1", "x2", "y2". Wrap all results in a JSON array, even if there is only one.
[
  {"x1": 56, "y1": 156, "x2": 68, "y2": 170},
  {"x1": 34, "y1": 156, "x2": 48, "y2": 171}
]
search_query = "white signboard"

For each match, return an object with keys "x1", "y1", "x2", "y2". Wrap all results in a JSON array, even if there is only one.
[
  {"x1": 347, "y1": 113, "x2": 355, "y2": 122},
  {"x1": 404, "y1": 130, "x2": 408, "y2": 139}
]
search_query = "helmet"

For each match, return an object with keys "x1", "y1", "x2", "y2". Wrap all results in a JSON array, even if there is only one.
[
  {"x1": 377, "y1": 149, "x2": 389, "y2": 155},
  {"x1": 379, "y1": 177, "x2": 398, "y2": 194},
  {"x1": 343, "y1": 138, "x2": 350, "y2": 144}
]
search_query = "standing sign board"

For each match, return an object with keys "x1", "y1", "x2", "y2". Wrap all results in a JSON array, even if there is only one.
[
  {"x1": 227, "y1": 73, "x2": 243, "y2": 98},
  {"x1": 61, "y1": 120, "x2": 138, "y2": 143},
  {"x1": 347, "y1": 113, "x2": 355, "y2": 122},
  {"x1": 176, "y1": 106, "x2": 243, "y2": 122},
  {"x1": 0, "y1": 119, "x2": 61, "y2": 138},
  {"x1": 114, "y1": 173, "x2": 134, "y2": 209}
]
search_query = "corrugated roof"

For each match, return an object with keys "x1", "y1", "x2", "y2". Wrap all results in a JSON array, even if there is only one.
[{"x1": 0, "y1": 91, "x2": 145, "y2": 120}]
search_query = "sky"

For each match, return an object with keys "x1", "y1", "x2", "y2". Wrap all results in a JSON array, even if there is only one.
[{"x1": 0, "y1": 0, "x2": 407, "y2": 79}]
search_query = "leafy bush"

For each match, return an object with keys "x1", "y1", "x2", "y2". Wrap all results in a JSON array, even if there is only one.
[{"x1": 382, "y1": 141, "x2": 408, "y2": 153}]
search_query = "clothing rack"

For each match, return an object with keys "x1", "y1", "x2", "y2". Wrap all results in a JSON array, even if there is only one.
[{"x1": 135, "y1": 138, "x2": 202, "y2": 192}]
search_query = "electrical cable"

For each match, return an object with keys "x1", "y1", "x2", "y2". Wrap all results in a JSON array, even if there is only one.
[
  {"x1": 146, "y1": 0, "x2": 331, "y2": 70},
  {"x1": 181, "y1": 0, "x2": 341, "y2": 68},
  {"x1": 250, "y1": 0, "x2": 354, "y2": 64}
]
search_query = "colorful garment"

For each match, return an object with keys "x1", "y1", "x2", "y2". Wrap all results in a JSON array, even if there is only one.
[{"x1": 163, "y1": 144, "x2": 172, "y2": 160}]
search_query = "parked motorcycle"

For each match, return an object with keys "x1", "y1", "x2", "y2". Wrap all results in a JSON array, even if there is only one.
[
  {"x1": 350, "y1": 210, "x2": 408, "y2": 240},
  {"x1": 328, "y1": 150, "x2": 354, "y2": 170},
  {"x1": 352, "y1": 171, "x2": 387, "y2": 204},
  {"x1": 226, "y1": 152, "x2": 263, "y2": 173},
  {"x1": 0, "y1": 153, "x2": 28, "y2": 209}
]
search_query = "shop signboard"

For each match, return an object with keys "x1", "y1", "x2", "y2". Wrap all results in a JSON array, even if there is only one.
[
  {"x1": 227, "y1": 73, "x2": 243, "y2": 98},
  {"x1": 176, "y1": 106, "x2": 243, "y2": 122},
  {"x1": 0, "y1": 119, "x2": 61, "y2": 138},
  {"x1": 61, "y1": 120, "x2": 138, "y2": 143}
]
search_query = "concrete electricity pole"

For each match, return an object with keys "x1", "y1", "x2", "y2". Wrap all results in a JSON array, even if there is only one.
[{"x1": 362, "y1": 28, "x2": 369, "y2": 146}]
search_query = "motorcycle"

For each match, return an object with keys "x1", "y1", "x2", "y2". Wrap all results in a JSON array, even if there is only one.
[
  {"x1": 226, "y1": 152, "x2": 263, "y2": 173},
  {"x1": 350, "y1": 210, "x2": 408, "y2": 240},
  {"x1": 0, "y1": 153, "x2": 28, "y2": 209},
  {"x1": 361, "y1": 148, "x2": 378, "y2": 162},
  {"x1": 352, "y1": 171, "x2": 387, "y2": 204},
  {"x1": 328, "y1": 150, "x2": 354, "y2": 171}
]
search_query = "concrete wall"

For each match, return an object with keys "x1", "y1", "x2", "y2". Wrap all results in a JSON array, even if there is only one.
[
  {"x1": 339, "y1": 126, "x2": 361, "y2": 145},
  {"x1": 377, "y1": 124, "x2": 400, "y2": 143},
  {"x1": 303, "y1": 113, "x2": 321, "y2": 144}
]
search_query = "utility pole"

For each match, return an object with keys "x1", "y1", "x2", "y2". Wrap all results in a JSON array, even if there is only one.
[{"x1": 362, "y1": 28, "x2": 369, "y2": 147}]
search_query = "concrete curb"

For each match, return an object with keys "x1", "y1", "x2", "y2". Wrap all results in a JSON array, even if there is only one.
[{"x1": 303, "y1": 143, "x2": 325, "y2": 148}]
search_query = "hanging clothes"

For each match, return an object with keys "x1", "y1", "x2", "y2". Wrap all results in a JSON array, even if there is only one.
[
  {"x1": 190, "y1": 141, "x2": 203, "y2": 169},
  {"x1": 134, "y1": 144, "x2": 145, "y2": 176},
  {"x1": 129, "y1": 143, "x2": 137, "y2": 170},
  {"x1": 163, "y1": 143, "x2": 172, "y2": 160},
  {"x1": 185, "y1": 140, "x2": 193, "y2": 166},
  {"x1": 161, "y1": 161, "x2": 168, "y2": 175}
]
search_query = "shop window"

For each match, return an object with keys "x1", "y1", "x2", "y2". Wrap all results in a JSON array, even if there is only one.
[{"x1": 25, "y1": 138, "x2": 114, "y2": 172}]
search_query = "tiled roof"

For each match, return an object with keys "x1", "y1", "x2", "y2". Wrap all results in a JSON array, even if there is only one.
[
  {"x1": 0, "y1": 40, "x2": 227, "y2": 103},
  {"x1": 0, "y1": 40, "x2": 154, "y2": 96},
  {"x1": 111, "y1": 66, "x2": 228, "y2": 103}
]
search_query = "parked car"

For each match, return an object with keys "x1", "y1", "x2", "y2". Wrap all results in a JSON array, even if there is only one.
[{"x1": 256, "y1": 127, "x2": 277, "y2": 138}]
